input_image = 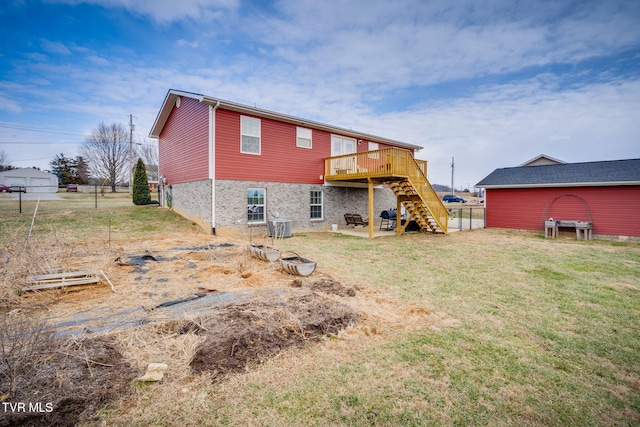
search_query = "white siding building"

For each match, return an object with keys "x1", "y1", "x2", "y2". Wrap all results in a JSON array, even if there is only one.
[{"x1": 0, "y1": 168, "x2": 58, "y2": 193}]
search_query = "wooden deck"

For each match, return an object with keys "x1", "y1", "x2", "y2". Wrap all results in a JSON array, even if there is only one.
[
  {"x1": 325, "y1": 147, "x2": 427, "y2": 183},
  {"x1": 324, "y1": 148, "x2": 448, "y2": 237}
]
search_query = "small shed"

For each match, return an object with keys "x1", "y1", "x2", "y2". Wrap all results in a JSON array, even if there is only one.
[
  {"x1": 476, "y1": 158, "x2": 640, "y2": 240},
  {"x1": 0, "y1": 168, "x2": 58, "y2": 193}
]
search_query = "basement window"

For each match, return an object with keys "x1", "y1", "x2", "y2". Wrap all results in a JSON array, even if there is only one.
[
  {"x1": 310, "y1": 190, "x2": 323, "y2": 220},
  {"x1": 247, "y1": 188, "x2": 266, "y2": 223}
]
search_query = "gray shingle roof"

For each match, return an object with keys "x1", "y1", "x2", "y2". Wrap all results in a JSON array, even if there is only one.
[{"x1": 476, "y1": 158, "x2": 640, "y2": 188}]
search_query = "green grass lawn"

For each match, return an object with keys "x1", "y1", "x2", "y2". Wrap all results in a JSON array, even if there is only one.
[
  {"x1": 190, "y1": 230, "x2": 639, "y2": 426},
  {"x1": 0, "y1": 191, "x2": 190, "y2": 242},
  {"x1": 1, "y1": 201, "x2": 638, "y2": 426}
]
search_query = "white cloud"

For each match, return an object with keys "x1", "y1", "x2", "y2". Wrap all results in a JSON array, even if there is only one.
[
  {"x1": 396, "y1": 78, "x2": 640, "y2": 186},
  {"x1": 40, "y1": 39, "x2": 72, "y2": 55},
  {"x1": 0, "y1": 93, "x2": 22, "y2": 113},
  {"x1": 7, "y1": 0, "x2": 640, "y2": 181},
  {"x1": 87, "y1": 55, "x2": 110, "y2": 66},
  {"x1": 48, "y1": 0, "x2": 239, "y2": 23},
  {"x1": 252, "y1": 0, "x2": 640, "y2": 92},
  {"x1": 176, "y1": 39, "x2": 199, "y2": 48}
]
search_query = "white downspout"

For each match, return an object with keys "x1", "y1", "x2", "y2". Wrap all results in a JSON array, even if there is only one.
[{"x1": 209, "y1": 101, "x2": 220, "y2": 235}]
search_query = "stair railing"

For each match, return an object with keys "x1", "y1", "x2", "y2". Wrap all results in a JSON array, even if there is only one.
[{"x1": 403, "y1": 152, "x2": 449, "y2": 233}]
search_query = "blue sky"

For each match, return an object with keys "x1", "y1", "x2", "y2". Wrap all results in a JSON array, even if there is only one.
[{"x1": 1, "y1": 0, "x2": 639, "y2": 189}]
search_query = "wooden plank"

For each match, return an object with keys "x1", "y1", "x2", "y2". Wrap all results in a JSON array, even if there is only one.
[
  {"x1": 22, "y1": 277, "x2": 100, "y2": 292},
  {"x1": 23, "y1": 270, "x2": 103, "y2": 293},
  {"x1": 99, "y1": 270, "x2": 116, "y2": 292},
  {"x1": 22, "y1": 270, "x2": 116, "y2": 293},
  {"x1": 28, "y1": 271, "x2": 95, "y2": 281},
  {"x1": 557, "y1": 220, "x2": 580, "y2": 227}
]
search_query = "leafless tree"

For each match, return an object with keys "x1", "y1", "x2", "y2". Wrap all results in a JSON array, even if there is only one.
[
  {"x1": 137, "y1": 137, "x2": 158, "y2": 182},
  {"x1": 0, "y1": 150, "x2": 11, "y2": 171},
  {"x1": 80, "y1": 122, "x2": 129, "y2": 192}
]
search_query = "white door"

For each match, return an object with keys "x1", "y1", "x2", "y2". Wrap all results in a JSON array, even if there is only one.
[
  {"x1": 331, "y1": 135, "x2": 356, "y2": 173},
  {"x1": 331, "y1": 135, "x2": 356, "y2": 156}
]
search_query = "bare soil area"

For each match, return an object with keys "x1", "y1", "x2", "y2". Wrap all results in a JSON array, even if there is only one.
[{"x1": 0, "y1": 233, "x2": 385, "y2": 426}]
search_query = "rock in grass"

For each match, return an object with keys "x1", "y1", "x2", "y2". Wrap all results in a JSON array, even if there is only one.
[{"x1": 136, "y1": 362, "x2": 169, "y2": 382}]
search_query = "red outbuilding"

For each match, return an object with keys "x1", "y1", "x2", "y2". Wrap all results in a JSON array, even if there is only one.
[{"x1": 477, "y1": 156, "x2": 640, "y2": 240}]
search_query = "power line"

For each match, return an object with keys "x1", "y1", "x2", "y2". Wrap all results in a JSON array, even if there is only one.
[
  {"x1": 0, "y1": 141, "x2": 82, "y2": 145},
  {"x1": 0, "y1": 140, "x2": 156, "y2": 147},
  {"x1": 11, "y1": 155, "x2": 57, "y2": 161},
  {"x1": 0, "y1": 124, "x2": 154, "y2": 140},
  {"x1": 0, "y1": 124, "x2": 86, "y2": 137}
]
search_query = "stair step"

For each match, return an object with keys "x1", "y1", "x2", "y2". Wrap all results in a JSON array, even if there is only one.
[{"x1": 389, "y1": 175, "x2": 446, "y2": 234}]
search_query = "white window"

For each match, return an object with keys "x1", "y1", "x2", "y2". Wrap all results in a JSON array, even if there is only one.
[
  {"x1": 368, "y1": 141, "x2": 379, "y2": 159},
  {"x1": 310, "y1": 190, "x2": 323, "y2": 220},
  {"x1": 297, "y1": 127, "x2": 312, "y2": 148},
  {"x1": 247, "y1": 188, "x2": 266, "y2": 223},
  {"x1": 241, "y1": 116, "x2": 261, "y2": 154}
]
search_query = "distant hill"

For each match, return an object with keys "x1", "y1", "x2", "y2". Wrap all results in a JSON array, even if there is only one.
[{"x1": 432, "y1": 184, "x2": 450, "y2": 193}]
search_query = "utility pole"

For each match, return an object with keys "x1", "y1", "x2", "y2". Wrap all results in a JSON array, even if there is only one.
[
  {"x1": 129, "y1": 114, "x2": 134, "y2": 194},
  {"x1": 451, "y1": 156, "x2": 455, "y2": 195}
]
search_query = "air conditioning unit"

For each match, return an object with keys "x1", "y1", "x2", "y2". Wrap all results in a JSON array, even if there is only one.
[{"x1": 268, "y1": 219, "x2": 292, "y2": 238}]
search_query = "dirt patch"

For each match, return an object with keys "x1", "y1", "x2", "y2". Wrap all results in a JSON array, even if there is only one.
[
  {"x1": 1, "y1": 291, "x2": 358, "y2": 426},
  {"x1": 310, "y1": 278, "x2": 358, "y2": 297},
  {"x1": 190, "y1": 292, "x2": 359, "y2": 379},
  {"x1": 1, "y1": 234, "x2": 365, "y2": 425},
  {"x1": 0, "y1": 333, "x2": 133, "y2": 427}
]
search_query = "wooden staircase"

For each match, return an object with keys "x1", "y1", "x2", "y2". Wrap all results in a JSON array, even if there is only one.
[
  {"x1": 324, "y1": 147, "x2": 449, "y2": 234},
  {"x1": 388, "y1": 178, "x2": 448, "y2": 234},
  {"x1": 388, "y1": 181, "x2": 438, "y2": 233}
]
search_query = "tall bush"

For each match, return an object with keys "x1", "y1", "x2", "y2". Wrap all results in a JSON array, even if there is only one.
[{"x1": 132, "y1": 158, "x2": 151, "y2": 205}]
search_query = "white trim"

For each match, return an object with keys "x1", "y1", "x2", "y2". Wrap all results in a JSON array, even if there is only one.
[
  {"x1": 149, "y1": 90, "x2": 204, "y2": 138},
  {"x1": 368, "y1": 141, "x2": 379, "y2": 159},
  {"x1": 209, "y1": 102, "x2": 219, "y2": 232},
  {"x1": 247, "y1": 187, "x2": 266, "y2": 224},
  {"x1": 310, "y1": 189, "x2": 323, "y2": 220},
  {"x1": 331, "y1": 134, "x2": 357, "y2": 156},
  {"x1": 518, "y1": 154, "x2": 566, "y2": 167},
  {"x1": 296, "y1": 126, "x2": 312, "y2": 149},
  {"x1": 240, "y1": 115, "x2": 261, "y2": 155}
]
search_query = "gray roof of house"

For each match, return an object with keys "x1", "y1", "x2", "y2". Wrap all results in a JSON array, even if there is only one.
[{"x1": 476, "y1": 158, "x2": 640, "y2": 188}]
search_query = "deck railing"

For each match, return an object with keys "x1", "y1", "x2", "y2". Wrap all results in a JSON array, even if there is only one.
[
  {"x1": 325, "y1": 148, "x2": 448, "y2": 233},
  {"x1": 325, "y1": 147, "x2": 426, "y2": 180}
]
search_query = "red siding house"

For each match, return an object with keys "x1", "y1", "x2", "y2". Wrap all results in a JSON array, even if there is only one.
[
  {"x1": 477, "y1": 157, "x2": 640, "y2": 240},
  {"x1": 149, "y1": 90, "x2": 448, "y2": 236}
]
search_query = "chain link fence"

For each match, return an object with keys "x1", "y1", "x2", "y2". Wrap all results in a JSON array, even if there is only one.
[
  {"x1": 447, "y1": 206, "x2": 486, "y2": 231},
  {"x1": 0, "y1": 184, "x2": 161, "y2": 214}
]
